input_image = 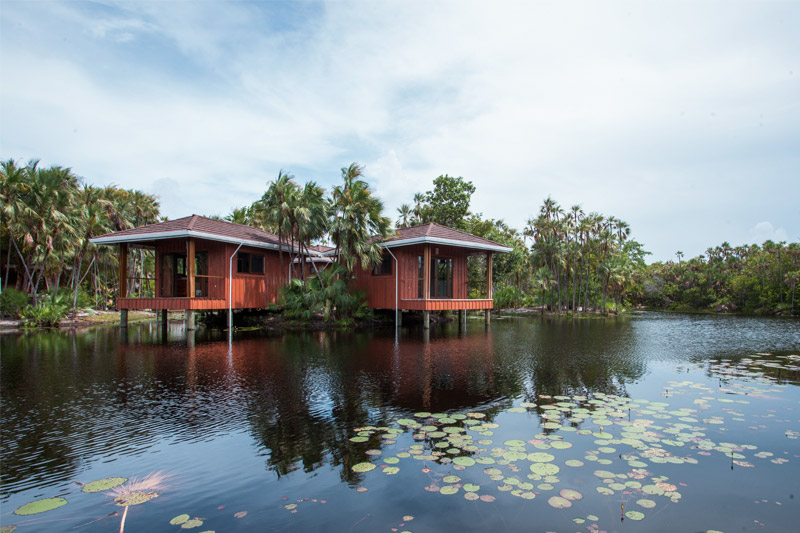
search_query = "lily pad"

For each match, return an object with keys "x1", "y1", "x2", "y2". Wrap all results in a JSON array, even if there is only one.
[
  {"x1": 453, "y1": 457, "x2": 476, "y2": 467},
  {"x1": 82, "y1": 477, "x2": 128, "y2": 493},
  {"x1": 637, "y1": 499, "x2": 656, "y2": 509},
  {"x1": 352, "y1": 462, "x2": 376, "y2": 473},
  {"x1": 13, "y1": 497, "x2": 68, "y2": 516},
  {"x1": 440, "y1": 485, "x2": 459, "y2": 495},
  {"x1": 115, "y1": 491, "x2": 158, "y2": 506},
  {"x1": 625, "y1": 511, "x2": 645, "y2": 521},
  {"x1": 463, "y1": 483, "x2": 480, "y2": 492},
  {"x1": 443, "y1": 475, "x2": 461, "y2": 484},
  {"x1": 181, "y1": 519, "x2": 204, "y2": 529},
  {"x1": 170, "y1": 514, "x2": 190, "y2": 525},
  {"x1": 548, "y1": 496, "x2": 572, "y2": 508},
  {"x1": 528, "y1": 452, "x2": 555, "y2": 463},
  {"x1": 504, "y1": 440, "x2": 526, "y2": 447},
  {"x1": 559, "y1": 488, "x2": 583, "y2": 501}
]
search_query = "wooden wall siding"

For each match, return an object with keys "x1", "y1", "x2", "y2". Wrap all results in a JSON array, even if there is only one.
[
  {"x1": 399, "y1": 299, "x2": 493, "y2": 311},
  {"x1": 119, "y1": 298, "x2": 227, "y2": 310},
  {"x1": 142, "y1": 239, "x2": 289, "y2": 310},
  {"x1": 353, "y1": 244, "x2": 477, "y2": 310}
]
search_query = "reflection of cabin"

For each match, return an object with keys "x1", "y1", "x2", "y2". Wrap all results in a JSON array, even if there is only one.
[
  {"x1": 91, "y1": 215, "x2": 296, "y2": 328},
  {"x1": 350, "y1": 223, "x2": 511, "y2": 327}
]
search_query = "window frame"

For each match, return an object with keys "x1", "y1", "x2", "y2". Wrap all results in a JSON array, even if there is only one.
[{"x1": 236, "y1": 252, "x2": 265, "y2": 275}]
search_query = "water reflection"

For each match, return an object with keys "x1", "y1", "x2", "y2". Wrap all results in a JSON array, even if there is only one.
[{"x1": 1, "y1": 312, "x2": 798, "y2": 500}]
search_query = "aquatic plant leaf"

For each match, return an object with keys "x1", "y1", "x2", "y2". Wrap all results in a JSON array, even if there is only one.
[
  {"x1": 352, "y1": 462, "x2": 376, "y2": 473},
  {"x1": 234, "y1": 511, "x2": 247, "y2": 518},
  {"x1": 463, "y1": 484, "x2": 480, "y2": 492},
  {"x1": 464, "y1": 492, "x2": 479, "y2": 500},
  {"x1": 559, "y1": 489, "x2": 583, "y2": 501},
  {"x1": 170, "y1": 514, "x2": 190, "y2": 525},
  {"x1": 479, "y1": 494, "x2": 496, "y2": 502},
  {"x1": 443, "y1": 475, "x2": 461, "y2": 484},
  {"x1": 284, "y1": 504, "x2": 297, "y2": 510},
  {"x1": 625, "y1": 511, "x2": 645, "y2": 521},
  {"x1": 115, "y1": 491, "x2": 158, "y2": 506},
  {"x1": 548, "y1": 496, "x2": 571, "y2": 508},
  {"x1": 384, "y1": 457, "x2": 400, "y2": 464},
  {"x1": 0, "y1": 527, "x2": 17, "y2": 533},
  {"x1": 528, "y1": 452, "x2": 554, "y2": 463},
  {"x1": 13, "y1": 497, "x2": 68, "y2": 516},
  {"x1": 383, "y1": 467, "x2": 400, "y2": 475},
  {"x1": 596, "y1": 487, "x2": 614, "y2": 496},
  {"x1": 504, "y1": 440, "x2": 526, "y2": 447},
  {"x1": 349, "y1": 436, "x2": 369, "y2": 443},
  {"x1": 453, "y1": 457, "x2": 476, "y2": 467},
  {"x1": 440, "y1": 486, "x2": 459, "y2": 495},
  {"x1": 82, "y1": 477, "x2": 128, "y2": 493},
  {"x1": 637, "y1": 499, "x2": 656, "y2": 509},
  {"x1": 181, "y1": 519, "x2": 204, "y2": 529},
  {"x1": 565, "y1": 460, "x2": 584, "y2": 467}
]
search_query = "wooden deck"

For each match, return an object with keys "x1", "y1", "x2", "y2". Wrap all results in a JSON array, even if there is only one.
[
  {"x1": 399, "y1": 299, "x2": 493, "y2": 311},
  {"x1": 118, "y1": 297, "x2": 227, "y2": 310}
]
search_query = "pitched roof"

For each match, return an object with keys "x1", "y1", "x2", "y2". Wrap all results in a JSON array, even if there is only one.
[
  {"x1": 378, "y1": 222, "x2": 511, "y2": 253},
  {"x1": 91, "y1": 214, "x2": 286, "y2": 250}
]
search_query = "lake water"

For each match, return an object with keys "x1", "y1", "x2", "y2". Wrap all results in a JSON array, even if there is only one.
[{"x1": 1, "y1": 312, "x2": 799, "y2": 532}]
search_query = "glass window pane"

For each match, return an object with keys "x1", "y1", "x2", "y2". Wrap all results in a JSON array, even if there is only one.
[{"x1": 251, "y1": 254, "x2": 264, "y2": 274}]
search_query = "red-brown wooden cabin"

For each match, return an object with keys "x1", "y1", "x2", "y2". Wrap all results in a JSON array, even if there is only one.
[
  {"x1": 91, "y1": 215, "x2": 297, "y2": 328},
  {"x1": 349, "y1": 223, "x2": 512, "y2": 327}
]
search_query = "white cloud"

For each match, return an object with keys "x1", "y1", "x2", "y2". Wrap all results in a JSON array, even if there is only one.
[
  {"x1": 749, "y1": 221, "x2": 790, "y2": 245},
  {"x1": 1, "y1": 0, "x2": 798, "y2": 262}
]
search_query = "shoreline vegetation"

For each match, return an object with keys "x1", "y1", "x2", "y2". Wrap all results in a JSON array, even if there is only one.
[{"x1": 2, "y1": 157, "x2": 798, "y2": 330}]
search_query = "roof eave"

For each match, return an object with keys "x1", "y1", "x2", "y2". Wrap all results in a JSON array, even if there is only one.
[
  {"x1": 379, "y1": 236, "x2": 512, "y2": 253},
  {"x1": 90, "y1": 230, "x2": 291, "y2": 252}
]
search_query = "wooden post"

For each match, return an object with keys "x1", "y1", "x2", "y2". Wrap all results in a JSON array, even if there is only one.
[
  {"x1": 486, "y1": 252, "x2": 493, "y2": 300},
  {"x1": 120, "y1": 309, "x2": 128, "y2": 329},
  {"x1": 119, "y1": 243, "x2": 128, "y2": 300},
  {"x1": 187, "y1": 238, "x2": 196, "y2": 298},
  {"x1": 485, "y1": 309, "x2": 491, "y2": 326},
  {"x1": 423, "y1": 245, "x2": 431, "y2": 300},
  {"x1": 397, "y1": 310, "x2": 403, "y2": 327},
  {"x1": 423, "y1": 310, "x2": 430, "y2": 330},
  {"x1": 186, "y1": 309, "x2": 195, "y2": 331},
  {"x1": 161, "y1": 309, "x2": 168, "y2": 338}
]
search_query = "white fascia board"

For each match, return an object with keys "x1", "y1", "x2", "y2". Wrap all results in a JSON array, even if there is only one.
[
  {"x1": 90, "y1": 230, "x2": 293, "y2": 252},
  {"x1": 379, "y1": 236, "x2": 512, "y2": 253}
]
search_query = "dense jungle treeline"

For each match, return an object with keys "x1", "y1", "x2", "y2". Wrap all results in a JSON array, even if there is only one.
[
  {"x1": 1, "y1": 157, "x2": 797, "y2": 324},
  {"x1": 0, "y1": 159, "x2": 160, "y2": 323}
]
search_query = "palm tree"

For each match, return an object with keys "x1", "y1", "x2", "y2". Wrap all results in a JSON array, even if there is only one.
[
  {"x1": 396, "y1": 204, "x2": 413, "y2": 228},
  {"x1": 257, "y1": 171, "x2": 298, "y2": 284},
  {"x1": 330, "y1": 163, "x2": 392, "y2": 285}
]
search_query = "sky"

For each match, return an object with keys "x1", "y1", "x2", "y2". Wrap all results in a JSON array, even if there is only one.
[{"x1": 1, "y1": 0, "x2": 798, "y2": 262}]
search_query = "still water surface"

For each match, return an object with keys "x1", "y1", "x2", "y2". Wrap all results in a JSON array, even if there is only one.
[{"x1": 1, "y1": 312, "x2": 799, "y2": 532}]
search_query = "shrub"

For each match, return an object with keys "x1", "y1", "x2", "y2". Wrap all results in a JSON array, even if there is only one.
[
  {"x1": 0, "y1": 287, "x2": 30, "y2": 318},
  {"x1": 20, "y1": 298, "x2": 69, "y2": 327}
]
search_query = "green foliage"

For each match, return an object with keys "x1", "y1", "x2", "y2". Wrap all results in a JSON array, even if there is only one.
[
  {"x1": 20, "y1": 297, "x2": 69, "y2": 327},
  {"x1": 1, "y1": 157, "x2": 160, "y2": 310},
  {"x1": 493, "y1": 284, "x2": 524, "y2": 310},
  {"x1": 420, "y1": 175, "x2": 476, "y2": 230},
  {"x1": 636, "y1": 241, "x2": 799, "y2": 315},
  {"x1": 0, "y1": 287, "x2": 29, "y2": 317},
  {"x1": 280, "y1": 263, "x2": 371, "y2": 323}
]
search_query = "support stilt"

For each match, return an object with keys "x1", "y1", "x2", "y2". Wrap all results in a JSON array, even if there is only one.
[
  {"x1": 485, "y1": 309, "x2": 491, "y2": 326},
  {"x1": 423, "y1": 310, "x2": 430, "y2": 330},
  {"x1": 186, "y1": 309, "x2": 195, "y2": 331},
  {"x1": 120, "y1": 309, "x2": 128, "y2": 329}
]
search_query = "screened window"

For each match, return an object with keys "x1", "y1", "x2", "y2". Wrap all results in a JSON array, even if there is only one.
[
  {"x1": 417, "y1": 255, "x2": 424, "y2": 298},
  {"x1": 430, "y1": 257, "x2": 453, "y2": 298},
  {"x1": 372, "y1": 253, "x2": 393, "y2": 276},
  {"x1": 237, "y1": 252, "x2": 265, "y2": 274}
]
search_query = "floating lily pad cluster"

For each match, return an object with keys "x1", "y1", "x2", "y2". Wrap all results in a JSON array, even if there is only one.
[{"x1": 348, "y1": 365, "x2": 792, "y2": 528}]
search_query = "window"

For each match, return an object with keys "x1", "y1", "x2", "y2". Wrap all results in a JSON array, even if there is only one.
[
  {"x1": 236, "y1": 252, "x2": 265, "y2": 274},
  {"x1": 430, "y1": 257, "x2": 453, "y2": 298},
  {"x1": 372, "y1": 253, "x2": 392, "y2": 276},
  {"x1": 417, "y1": 255, "x2": 424, "y2": 298}
]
